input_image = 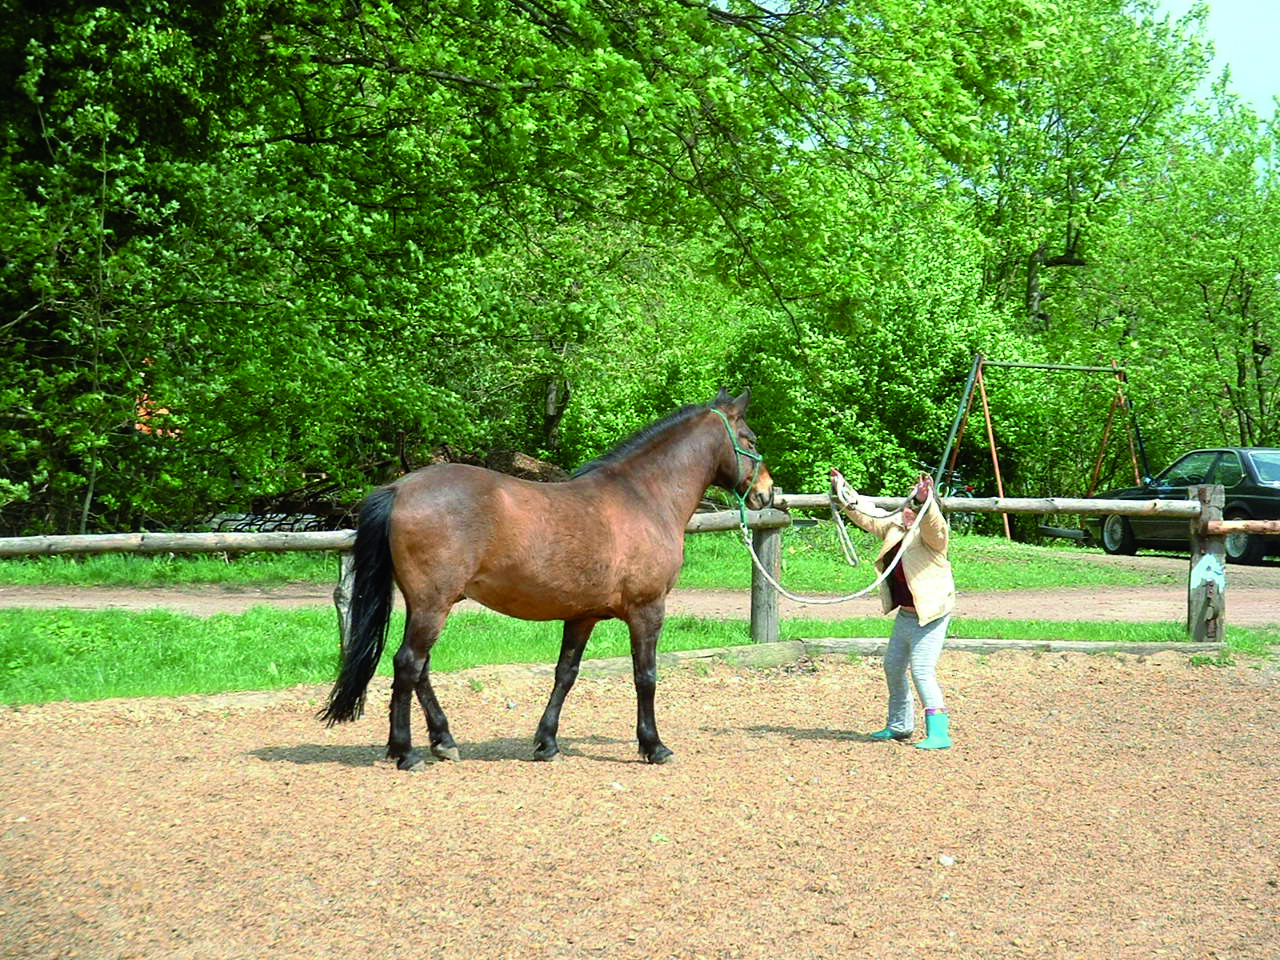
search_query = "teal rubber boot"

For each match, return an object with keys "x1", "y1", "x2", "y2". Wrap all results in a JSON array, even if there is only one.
[
  {"x1": 915, "y1": 711, "x2": 951, "y2": 750},
  {"x1": 869, "y1": 727, "x2": 912, "y2": 742}
]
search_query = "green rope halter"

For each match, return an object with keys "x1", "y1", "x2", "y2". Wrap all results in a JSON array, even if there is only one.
[{"x1": 710, "y1": 407, "x2": 764, "y2": 525}]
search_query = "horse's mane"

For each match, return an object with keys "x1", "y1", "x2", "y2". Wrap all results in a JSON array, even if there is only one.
[{"x1": 572, "y1": 403, "x2": 707, "y2": 477}]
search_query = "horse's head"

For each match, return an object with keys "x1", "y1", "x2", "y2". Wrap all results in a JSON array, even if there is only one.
[{"x1": 710, "y1": 388, "x2": 774, "y2": 509}]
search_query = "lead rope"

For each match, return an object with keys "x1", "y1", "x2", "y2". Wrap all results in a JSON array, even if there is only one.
[
  {"x1": 734, "y1": 483, "x2": 934, "y2": 606},
  {"x1": 709, "y1": 408, "x2": 929, "y2": 606},
  {"x1": 829, "y1": 475, "x2": 861, "y2": 568}
]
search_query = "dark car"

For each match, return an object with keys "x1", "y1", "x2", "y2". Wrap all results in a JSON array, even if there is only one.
[{"x1": 1084, "y1": 447, "x2": 1280, "y2": 564}]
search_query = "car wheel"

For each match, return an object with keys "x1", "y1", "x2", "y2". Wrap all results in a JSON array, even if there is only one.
[
  {"x1": 1101, "y1": 514, "x2": 1137, "y2": 555},
  {"x1": 1224, "y1": 511, "x2": 1265, "y2": 564},
  {"x1": 948, "y1": 509, "x2": 975, "y2": 535}
]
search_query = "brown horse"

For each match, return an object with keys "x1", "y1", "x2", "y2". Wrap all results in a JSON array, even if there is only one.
[{"x1": 320, "y1": 389, "x2": 774, "y2": 770}]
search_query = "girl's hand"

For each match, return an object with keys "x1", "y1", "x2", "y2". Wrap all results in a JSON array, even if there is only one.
[
  {"x1": 830, "y1": 468, "x2": 856, "y2": 505},
  {"x1": 912, "y1": 473, "x2": 933, "y2": 504}
]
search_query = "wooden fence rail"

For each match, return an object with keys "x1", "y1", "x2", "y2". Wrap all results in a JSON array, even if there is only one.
[
  {"x1": 774, "y1": 489, "x2": 1227, "y2": 644},
  {"x1": 774, "y1": 492, "x2": 1202, "y2": 518},
  {"x1": 0, "y1": 496, "x2": 1199, "y2": 558},
  {"x1": 0, "y1": 487, "x2": 1247, "y2": 643},
  {"x1": 0, "y1": 530, "x2": 357, "y2": 557}
]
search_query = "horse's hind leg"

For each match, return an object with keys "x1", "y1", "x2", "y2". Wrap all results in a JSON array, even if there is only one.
[
  {"x1": 387, "y1": 606, "x2": 454, "y2": 771},
  {"x1": 415, "y1": 655, "x2": 460, "y2": 763},
  {"x1": 533, "y1": 617, "x2": 598, "y2": 761}
]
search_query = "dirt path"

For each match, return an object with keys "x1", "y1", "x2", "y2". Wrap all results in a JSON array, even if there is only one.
[{"x1": 3, "y1": 553, "x2": 1278, "y2": 625}]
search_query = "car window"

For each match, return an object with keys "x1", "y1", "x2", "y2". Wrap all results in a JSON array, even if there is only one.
[
  {"x1": 1157, "y1": 451, "x2": 1219, "y2": 486},
  {"x1": 1249, "y1": 451, "x2": 1280, "y2": 485},
  {"x1": 1211, "y1": 452, "x2": 1244, "y2": 487}
]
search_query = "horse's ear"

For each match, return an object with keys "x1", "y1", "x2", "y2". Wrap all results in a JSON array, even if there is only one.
[
  {"x1": 713, "y1": 387, "x2": 732, "y2": 406},
  {"x1": 733, "y1": 389, "x2": 751, "y2": 413}
]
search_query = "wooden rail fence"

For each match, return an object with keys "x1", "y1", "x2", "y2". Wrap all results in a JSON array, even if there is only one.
[{"x1": 0, "y1": 485, "x2": 1257, "y2": 643}]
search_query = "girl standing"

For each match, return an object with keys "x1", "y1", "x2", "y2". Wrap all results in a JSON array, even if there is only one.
[{"x1": 830, "y1": 469, "x2": 955, "y2": 749}]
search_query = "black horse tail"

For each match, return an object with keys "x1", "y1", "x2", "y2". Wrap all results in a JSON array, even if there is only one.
[{"x1": 319, "y1": 485, "x2": 398, "y2": 725}]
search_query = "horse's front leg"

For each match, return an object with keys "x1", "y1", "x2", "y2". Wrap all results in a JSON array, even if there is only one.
[
  {"x1": 533, "y1": 617, "x2": 598, "y2": 761},
  {"x1": 627, "y1": 603, "x2": 672, "y2": 764}
]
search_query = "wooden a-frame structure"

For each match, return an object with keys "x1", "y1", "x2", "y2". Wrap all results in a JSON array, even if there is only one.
[{"x1": 936, "y1": 355, "x2": 1150, "y2": 538}]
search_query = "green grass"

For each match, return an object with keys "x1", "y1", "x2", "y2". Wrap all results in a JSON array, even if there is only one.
[
  {"x1": 0, "y1": 550, "x2": 339, "y2": 588},
  {"x1": 1, "y1": 528, "x2": 1273, "y2": 707},
  {"x1": 783, "y1": 617, "x2": 1275, "y2": 659},
  {"x1": 676, "y1": 522, "x2": 1175, "y2": 592},
  {"x1": 1, "y1": 521, "x2": 1169, "y2": 593},
  {"x1": 0, "y1": 608, "x2": 757, "y2": 706},
  {"x1": 0, "y1": 521, "x2": 1168, "y2": 593},
  {"x1": 3, "y1": 604, "x2": 1270, "y2": 708}
]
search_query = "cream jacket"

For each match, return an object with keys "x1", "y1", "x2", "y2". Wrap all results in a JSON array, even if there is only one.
[{"x1": 837, "y1": 490, "x2": 956, "y2": 625}]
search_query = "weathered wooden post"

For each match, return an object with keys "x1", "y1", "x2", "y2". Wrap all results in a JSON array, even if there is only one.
[
  {"x1": 1186, "y1": 484, "x2": 1225, "y2": 642},
  {"x1": 688, "y1": 506, "x2": 789, "y2": 645},
  {"x1": 334, "y1": 551, "x2": 355, "y2": 654},
  {"x1": 750, "y1": 525, "x2": 781, "y2": 645}
]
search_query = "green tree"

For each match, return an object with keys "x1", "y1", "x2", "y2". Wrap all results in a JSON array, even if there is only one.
[
  {"x1": 7, "y1": 0, "x2": 1209, "y2": 535},
  {"x1": 1059, "y1": 86, "x2": 1280, "y2": 463},
  {"x1": 971, "y1": 0, "x2": 1210, "y2": 326},
  {"x1": 0, "y1": 0, "x2": 1056, "y2": 532}
]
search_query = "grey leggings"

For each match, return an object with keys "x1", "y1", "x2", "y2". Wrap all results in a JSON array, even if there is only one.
[{"x1": 883, "y1": 609, "x2": 950, "y2": 733}]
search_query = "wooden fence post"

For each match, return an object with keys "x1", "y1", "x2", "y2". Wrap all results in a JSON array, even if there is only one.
[
  {"x1": 1186, "y1": 485, "x2": 1225, "y2": 642},
  {"x1": 750, "y1": 526, "x2": 781, "y2": 644},
  {"x1": 334, "y1": 551, "x2": 355, "y2": 654}
]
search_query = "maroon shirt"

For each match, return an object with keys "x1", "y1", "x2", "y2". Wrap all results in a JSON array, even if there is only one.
[{"x1": 883, "y1": 540, "x2": 915, "y2": 610}]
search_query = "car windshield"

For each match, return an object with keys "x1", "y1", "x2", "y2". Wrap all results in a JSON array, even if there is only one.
[
  {"x1": 1247, "y1": 450, "x2": 1280, "y2": 485},
  {"x1": 1155, "y1": 451, "x2": 1218, "y2": 486}
]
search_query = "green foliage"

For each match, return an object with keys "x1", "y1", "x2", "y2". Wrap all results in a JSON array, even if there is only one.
[
  {"x1": 1059, "y1": 88, "x2": 1280, "y2": 461},
  {"x1": 970, "y1": 0, "x2": 1211, "y2": 317},
  {"x1": 2, "y1": 0, "x2": 1272, "y2": 539},
  {"x1": 724, "y1": 215, "x2": 1023, "y2": 494}
]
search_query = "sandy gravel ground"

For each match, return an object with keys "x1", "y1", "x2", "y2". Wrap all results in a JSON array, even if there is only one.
[{"x1": 1, "y1": 554, "x2": 1278, "y2": 959}]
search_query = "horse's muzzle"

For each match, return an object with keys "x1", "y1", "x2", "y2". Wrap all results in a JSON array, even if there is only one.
[{"x1": 743, "y1": 467, "x2": 775, "y2": 510}]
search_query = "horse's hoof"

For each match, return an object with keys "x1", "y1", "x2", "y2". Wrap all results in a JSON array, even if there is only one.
[
  {"x1": 532, "y1": 743, "x2": 562, "y2": 762},
  {"x1": 396, "y1": 751, "x2": 428, "y2": 772},
  {"x1": 644, "y1": 746, "x2": 675, "y2": 765},
  {"x1": 431, "y1": 743, "x2": 461, "y2": 762}
]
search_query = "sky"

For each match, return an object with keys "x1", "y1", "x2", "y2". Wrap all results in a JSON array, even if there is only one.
[{"x1": 1155, "y1": 0, "x2": 1279, "y2": 115}]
